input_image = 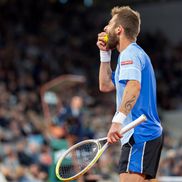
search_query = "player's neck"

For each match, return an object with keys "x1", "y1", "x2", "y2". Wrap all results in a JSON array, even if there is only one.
[{"x1": 117, "y1": 37, "x2": 135, "y2": 52}]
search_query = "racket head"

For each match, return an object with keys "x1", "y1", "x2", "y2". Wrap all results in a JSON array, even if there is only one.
[{"x1": 55, "y1": 139, "x2": 105, "y2": 181}]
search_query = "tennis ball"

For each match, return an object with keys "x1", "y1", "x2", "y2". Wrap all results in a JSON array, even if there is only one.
[{"x1": 103, "y1": 34, "x2": 109, "y2": 43}]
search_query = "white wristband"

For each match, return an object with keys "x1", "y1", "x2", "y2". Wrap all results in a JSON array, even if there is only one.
[
  {"x1": 112, "y1": 112, "x2": 126, "y2": 124},
  {"x1": 100, "y1": 50, "x2": 111, "y2": 62}
]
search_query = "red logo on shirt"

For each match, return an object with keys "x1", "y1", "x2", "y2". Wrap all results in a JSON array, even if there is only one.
[{"x1": 121, "y1": 60, "x2": 133, "y2": 65}]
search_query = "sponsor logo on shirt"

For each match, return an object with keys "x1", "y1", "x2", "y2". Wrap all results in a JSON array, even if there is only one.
[{"x1": 121, "y1": 60, "x2": 133, "y2": 65}]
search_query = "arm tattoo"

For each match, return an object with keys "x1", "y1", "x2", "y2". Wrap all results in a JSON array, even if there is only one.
[
  {"x1": 124, "y1": 96, "x2": 136, "y2": 113},
  {"x1": 107, "y1": 67, "x2": 112, "y2": 79}
]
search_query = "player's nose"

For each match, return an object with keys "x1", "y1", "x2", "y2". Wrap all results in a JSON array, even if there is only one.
[{"x1": 104, "y1": 25, "x2": 108, "y2": 32}]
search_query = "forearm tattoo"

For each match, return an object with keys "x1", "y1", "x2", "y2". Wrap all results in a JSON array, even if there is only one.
[
  {"x1": 124, "y1": 95, "x2": 136, "y2": 113},
  {"x1": 107, "y1": 67, "x2": 112, "y2": 80},
  {"x1": 103, "y1": 67, "x2": 112, "y2": 86}
]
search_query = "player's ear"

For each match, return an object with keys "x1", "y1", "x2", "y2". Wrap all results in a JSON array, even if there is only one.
[{"x1": 116, "y1": 25, "x2": 123, "y2": 35}]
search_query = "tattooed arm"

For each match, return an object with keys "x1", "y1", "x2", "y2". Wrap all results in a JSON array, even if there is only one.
[
  {"x1": 119, "y1": 80, "x2": 141, "y2": 115},
  {"x1": 107, "y1": 80, "x2": 141, "y2": 143}
]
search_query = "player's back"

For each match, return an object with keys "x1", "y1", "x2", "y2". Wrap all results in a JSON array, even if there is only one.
[{"x1": 130, "y1": 43, "x2": 163, "y2": 143}]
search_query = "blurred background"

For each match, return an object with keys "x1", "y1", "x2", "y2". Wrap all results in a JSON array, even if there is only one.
[{"x1": 0, "y1": 0, "x2": 181, "y2": 182}]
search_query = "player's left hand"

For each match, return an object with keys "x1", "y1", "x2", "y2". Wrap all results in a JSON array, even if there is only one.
[
  {"x1": 107, "y1": 123, "x2": 122, "y2": 144},
  {"x1": 96, "y1": 32, "x2": 108, "y2": 51}
]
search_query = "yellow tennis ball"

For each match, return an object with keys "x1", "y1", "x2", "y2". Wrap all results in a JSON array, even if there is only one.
[{"x1": 103, "y1": 34, "x2": 108, "y2": 43}]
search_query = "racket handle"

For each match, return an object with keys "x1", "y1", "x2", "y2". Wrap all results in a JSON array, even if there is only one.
[
  {"x1": 120, "y1": 114, "x2": 147, "y2": 135},
  {"x1": 98, "y1": 114, "x2": 147, "y2": 141}
]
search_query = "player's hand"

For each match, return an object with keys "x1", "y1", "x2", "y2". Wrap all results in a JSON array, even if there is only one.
[
  {"x1": 107, "y1": 123, "x2": 123, "y2": 144},
  {"x1": 96, "y1": 32, "x2": 108, "y2": 51}
]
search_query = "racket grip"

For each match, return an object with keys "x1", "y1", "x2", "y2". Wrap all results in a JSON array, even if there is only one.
[
  {"x1": 120, "y1": 114, "x2": 147, "y2": 135},
  {"x1": 98, "y1": 114, "x2": 147, "y2": 141}
]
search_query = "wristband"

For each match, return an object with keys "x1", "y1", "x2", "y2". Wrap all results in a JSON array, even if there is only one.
[
  {"x1": 100, "y1": 50, "x2": 111, "y2": 62},
  {"x1": 112, "y1": 112, "x2": 126, "y2": 124}
]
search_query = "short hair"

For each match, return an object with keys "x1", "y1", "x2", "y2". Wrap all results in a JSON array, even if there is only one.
[{"x1": 111, "y1": 6, "x2": 141, "y2": 40}]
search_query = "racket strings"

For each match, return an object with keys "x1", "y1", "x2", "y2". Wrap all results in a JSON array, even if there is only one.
[{"x1": 58, "y1": 142, "x2": 99, "y2": 178}]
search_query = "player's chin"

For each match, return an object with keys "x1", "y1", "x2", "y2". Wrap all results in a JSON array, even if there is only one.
[{"x1": 106, "y1": 43, "x2": 117, "y2": 50}]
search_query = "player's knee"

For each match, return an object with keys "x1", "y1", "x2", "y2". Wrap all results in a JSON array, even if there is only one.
[{"x1": 120, "y1": 172, "x2": 145, "y2": 182}]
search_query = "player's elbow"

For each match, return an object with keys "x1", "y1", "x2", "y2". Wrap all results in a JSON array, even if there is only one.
[
  {"x1": 133, "y1": 80, "x2": 141, "y2": 93},
  {"x1": 99, "y1": 84, "x2": 112, "y2": 92},
  {"x1": 135, "y1": 81, "x2": 141, "y2": 92},
  {"x1": 99, "y1": 85, "x2": 109, "y2": 92},
  {"x1": 127, "y1": 80, "x2": 141, "y2": 93}
]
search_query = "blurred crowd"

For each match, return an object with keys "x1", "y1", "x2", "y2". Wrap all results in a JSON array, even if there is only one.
[
  {"x1": 158, "y1": 131, "x2": 182, "y2": 177},
  {"x1": 0, "y1": 0, "x2": 181, "y2": 181}
]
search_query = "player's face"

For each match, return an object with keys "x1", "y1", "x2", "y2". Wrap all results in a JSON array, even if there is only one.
[{"x1": 104, "y1": 15, "x2": 119, "y2": 49}]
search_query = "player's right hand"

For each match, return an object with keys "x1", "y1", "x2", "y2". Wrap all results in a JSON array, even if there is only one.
[
  {"x1": 96, "y1": 32, "x2": 108, "y2": 51},
  {"x1": 107, "y1": 123, "x2": 123, "y2": 144}
]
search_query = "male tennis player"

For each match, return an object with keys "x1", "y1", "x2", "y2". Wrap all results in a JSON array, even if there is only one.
[{"x1": 97, "y1": 6, "x2": 163, "y2": 182}]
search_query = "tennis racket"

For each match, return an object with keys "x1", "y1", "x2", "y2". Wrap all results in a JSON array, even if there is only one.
[{"x1": 55, "y1": 114, "x2": 147, "y2": 181}]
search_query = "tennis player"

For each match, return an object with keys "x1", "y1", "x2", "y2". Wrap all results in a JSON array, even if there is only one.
[{"x1": 97, "y1": 6, "x2": 163, "y2": 182}]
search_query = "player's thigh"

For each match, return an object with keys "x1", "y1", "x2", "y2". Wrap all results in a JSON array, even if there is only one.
[
  {"x1": 144, "y1": 179, "x2": 158, "y2": 182},
  {"x1": 120, "y1": 172, "x2": 145, "y2": 182},
  {"x1": 118, "y1": 134, "x2": 163, "y2": 180}
]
